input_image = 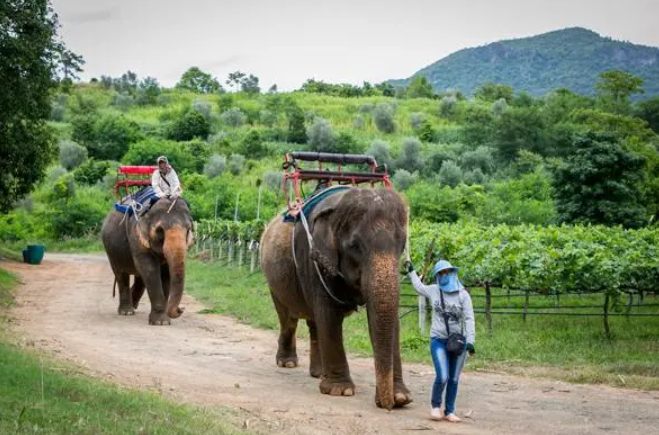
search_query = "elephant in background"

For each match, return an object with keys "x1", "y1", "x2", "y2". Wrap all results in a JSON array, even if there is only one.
[
  {"x1": 101, "y1": 198, "x2": 193, "y2": 325},
  {"x1": 260, "y1": 187, "x2": 412, "y2": 410}
]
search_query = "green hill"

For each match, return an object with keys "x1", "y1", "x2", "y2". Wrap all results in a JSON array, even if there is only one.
[{"x1": 390, "y1": 27, "x2": 659, "y2": 97}]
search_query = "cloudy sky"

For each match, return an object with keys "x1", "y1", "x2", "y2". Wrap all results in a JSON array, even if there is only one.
[{"x1": 52, "y1": 0, "x2": 659, "y2": 91}]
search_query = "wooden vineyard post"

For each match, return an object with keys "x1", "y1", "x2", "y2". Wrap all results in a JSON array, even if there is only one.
[
  {"x1": 603, "y1": 293, "x2": 611, "y2": 340},
  {"x1": 485, "y1": 282, "x2": 493, "y2": 337},
  {"x1": 228, "y1": 240, "x2": 233, "y2": 267},
  {"x1": 209, "y1": 237, "x2": 214, "y2": 262},
  {"x1": 238, "y1": 239, "x2": 244, "y2": 268},
  {"x1": 523, "y1": 290, "x2": 530, "y2": 323}
]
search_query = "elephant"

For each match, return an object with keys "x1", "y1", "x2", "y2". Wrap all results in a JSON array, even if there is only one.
[
  {"x1": 101, "y1": 197, "x2": 194, "y2": 325},
  {"x1": 260, "y1": 187, "x2": 412, "y2": 410}
]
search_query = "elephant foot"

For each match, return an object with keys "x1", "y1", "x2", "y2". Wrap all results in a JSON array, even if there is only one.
[
  {"x1": 319, "y1": 377, "x2": 355, "y2": 396},
  {"x1": 374, "y1": 383, "x2": 413, "y2": 409},
  {"x1": 149, "y1": 311, "x2": 171, "y2": 326},
  {"x1": 309, "y1": 363, "x2": 322, "y2": 378},
  {"x1": 276, "y1": 356, "x2": 298, "y2": 368},
  {"x1": 118, "y1": 305, "x2": 135, "y2": 316}
]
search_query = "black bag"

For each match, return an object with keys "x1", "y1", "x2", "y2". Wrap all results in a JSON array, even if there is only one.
[{"x1": 439, "y1": 282, "x2": 466, "y2": 356}]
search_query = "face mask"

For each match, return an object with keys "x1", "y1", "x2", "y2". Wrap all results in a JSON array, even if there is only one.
[
  {"x1": 438, "y1": 271, "x2": 460, "y2": 293},
  {"x1": 439, "y1": 274, "x2": 451, "y2": 286}
]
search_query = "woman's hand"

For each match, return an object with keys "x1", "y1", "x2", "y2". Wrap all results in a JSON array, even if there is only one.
[{"x1": 466, "y1": 343, "x2": 475, "y2": 356}]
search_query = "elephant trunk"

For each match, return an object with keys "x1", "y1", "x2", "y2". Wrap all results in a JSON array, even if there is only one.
[
  {"x1": 163, "y1": 226, "x2": 188, "y2": 318},
  {"x1": 364, "y1": 253, "x2": 400, "y2": 410}
]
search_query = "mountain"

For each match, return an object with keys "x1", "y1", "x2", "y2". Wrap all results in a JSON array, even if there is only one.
[{"x1": 390, "y1": 27, "x2": 659, "y2": 98}]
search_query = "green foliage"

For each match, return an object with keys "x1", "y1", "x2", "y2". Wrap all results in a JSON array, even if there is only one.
[
  {"x1": 221, "y1": 107, "x2": 245, "y2": 127},
  {"x1": 203, "y1": 154, "x2": 227, "y2": 179},
  {"x1": 0, "y1": 0, "x2": 82, "y2": 212},
  {"x1": 439, "y1": 95, "x2": 458, "y2": 118},
  {"x1": 438, "y1": 160, "x2": 463, "y2": 187},
  {"x1": 475, "y1": 82, "x2": 514, "y2": 103},
  {"x1": 367, "y1": 140, "x2": 393, "y2": 169},
  {"x1": 58, "y1": 140, "x2": 88, "y2": 170},
  {"x1": 460, "y1": 146, "x2": 496, "y2": 174},
  {"x1": 285, "y1": 102, "x2": 307, "y2": 144},
  {"x1": 405, "y1": 76, "x2": 435, "y2": 98},
  {"x1": 335, "y1": 132, "x2": 363, "y2": 154},
  {"x1": 394, "y1": 137, "x2": 424, "y2": 172},
  {"x1": 167, "y1": 110, "x2": 211, "y2": 141},
  {"x1": 228, "y1": 154, "x2": 245, "y2": 175},
  {"x1": 87, "y1": 114, "x2": 144, "y2": 160},
  {"x1": 552, "y1": 132, "x2": 647, "y2": 227},
  {"x1": 73, "y1": 159, "x2": 110, "y2": 186},
  {"x1": 176, "y1": 66, "x2": 222, "y2": 93},
  {"x1": 239, "y1": 130, "x2": 267, "y2": 158},
  {"x1": 596, "y1": 69, "x2": 644, "y2": 113},
  {"x1": 416, "y1": 119, "x2": 435, "y2": 142},
  {"x1": 392, "y1": 169, "x2": 417, "y2": 190},
  {"x1": 635, "y1": 96, "x2": 659, "y2": 134},
  {"x1": 307, "y1": 117, "x2": 336, "y2": 152},
  {"x1": 373, "y1": 102, "x2": 395, "y2": 133},
  {"x1": 493, "y1": 106, "x2": 547, "y2": 161}
]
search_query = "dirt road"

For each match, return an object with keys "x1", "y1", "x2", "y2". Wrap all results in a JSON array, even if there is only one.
[{"x1": 3, "y1": 254, "x2": 658, "y2": 434}]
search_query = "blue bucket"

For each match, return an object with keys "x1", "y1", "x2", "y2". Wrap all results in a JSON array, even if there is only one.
[{"x1": 26, "y1": 245, "x2": 45, "y2": 265}]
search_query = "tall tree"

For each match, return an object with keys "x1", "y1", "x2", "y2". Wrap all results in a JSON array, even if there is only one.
[
  {"x1": 596, "y1": 69, "x2": 644, "y2": 113},
  {"x1": 0, "y1": 0, "x2": 82, "y2": 212},
  {"x1": 405, "y1": 76, "x2": 435, "y2": 99},
  {"x1": 176, "y1": 67, "x2": 222, "y2": 94},
  {"x1": 552, "y1": 131, "x2": 647, "y2": 227}
]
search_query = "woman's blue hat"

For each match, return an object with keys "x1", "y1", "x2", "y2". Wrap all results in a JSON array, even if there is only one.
[{"x1": 431, "y1": 259, "x2": 458, "y2": 277}]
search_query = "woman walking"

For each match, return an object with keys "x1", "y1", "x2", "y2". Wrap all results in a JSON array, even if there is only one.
[{"x1": 406, "y1": 259, "x2": 475, "y2": 422}]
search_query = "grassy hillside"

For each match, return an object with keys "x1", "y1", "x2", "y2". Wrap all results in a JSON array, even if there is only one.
[{"x1": 391, "y1": 27, "x2": 659, "y2": 97}]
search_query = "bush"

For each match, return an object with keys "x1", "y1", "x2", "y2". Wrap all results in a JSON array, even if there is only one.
[
  {"x1": 438, "y1": 160, "x2": 463, "y2": 187},
  {"x1": 228, "y1": 153, "x2": 245, "y2": 175},
  {"x1": 73, "y1": 159, "x2": 111, "y2": 186},
  {"x1": 259, "y1": 109, "x2": 278, "y2": 127},
  {"x1": 239, "y1": 130, "x2": 267, "y2": 159},
  {"x1": 492, "y1": 97, "x2": 509, "y2": 116},
  {"x1": 439, "y1": 95, "x2": 458, "y2": 117},
  {"x1": 392, "y1": 169, "x2": 417, "y2": 190},
  {"x1": 168, "y1": 110, "x2": 211, "y2": 141},
  {"x1": 417, "y1": 119, "x2": 435, "y2": 142},
  {"x1": 410, "y1": 113, "x2": 424, "y2": 130},
  {"x1": 460, "y1": 146, "x2": 496, "y2": 174},
  {"x1": 367, "y1": 140, "x2": 393, "y2": 169},
  {"x1": 204, "y1": 154, "x2": 227, "y2": 179},
  {"x1": 123, "y1": 139, "x2": 200, "y2": 174},
  {"x1": 395, "y1": 137, "x2": 424, "y2": 172},
  {"x1": 58, "y1": 140, "x2": 88, "y2": 170},
  {"x1": 221, "y1": 107, "x2": 245, "y2": 127},
  {"x1": 463, "y1": 168, "x2": 486, "y2": 185},
  {"x1": 286, "y1": 103, "x2": 307, "y2": 144},
  {"x1": 86, "y1": 114, "x2": 143, "y2": 161},
  {"x1": 353, "y1": 115, "x2": 365, "y2": 130},
  {"x1": 335, "y1": 132, "x2": 363, "y2": 154},
  {"x1": 51, "y1": 103, "x2": 66, "y2": 122},
  {"x1": 373, "y1": 102, "x2": 395, "y2": 133},
  {"x1": 113, "y1": 92, "x2": 134, "y2": 112},
  {"x1": 191, "y1": 100, "x2": 214, "y2": 121},
  {"x1": 307, "y1": 117, "x2": 336, "y2": 152}
]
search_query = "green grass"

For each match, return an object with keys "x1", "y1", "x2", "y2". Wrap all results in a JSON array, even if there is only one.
[
  {"x1": 0, "y1": 265, "x2": 249, "y2": 435},
  {"x1": 186, "y1": 260, "x2": 659, "y2": 390},
  {"x1": 0, "y1": 342, "x2": 247, "y2": 435}
]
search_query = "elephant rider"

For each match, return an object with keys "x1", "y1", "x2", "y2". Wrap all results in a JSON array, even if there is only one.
[{"x1": 152, "y1": 156, "x2": 182, "y2": 200}]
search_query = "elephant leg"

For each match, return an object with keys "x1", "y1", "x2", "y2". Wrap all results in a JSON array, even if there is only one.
[
  {"x1": 272, "y1": 295, "x2": 299, "y2": 368},
  {"x1": 160, "y1": 265, "x2": 171, "y2": 301},
  {"x1": 137, "y1": 255, "x2": 169, "y2": 325},
  {"x1": 307, "y1": 320, "x2": 322, "y2": 378},
  {"x1": 316, "y1": 310, "x2": 355, "y2": 396},
  {"x1": 131, "y1": 276, "x2": 145, "y2": 310},
  {"x1": 116, "y1": 273, "x2": 134, "y2": 315},
  {"x1": 392, "y1": 318, "x2": 412, "y2": 407}
]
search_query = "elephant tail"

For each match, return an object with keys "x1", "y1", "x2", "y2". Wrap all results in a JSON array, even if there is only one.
[{"x1": 112, "y1": 278, "x2": 117, "y2": 298}]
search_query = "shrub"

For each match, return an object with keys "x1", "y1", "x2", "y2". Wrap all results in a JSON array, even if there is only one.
[
  {"x1": 367, "y1": 140, "x2": 393, "y2": 169},
  {"x1": 286, "y1": 103, "x2": 307, "y2": 144},
  {"x1": 353, "y1": 115, "x2": 365, "y2": 130},
  {"x1": 395, "y1": 137, "x2": 424, "y2": 172},
  {"x1": 492, "y1": 97, "x2": 509, "y2": 116},
  {"x1": 73, "y1": 159, "x2": 111, "y2": 186},
  {"x1": 417, "y1": 119, "x2": 435, "y2": 142},
  {"x1": 373, "y1": 103, "x2": 395, "y2": 133},
  {"x1": 307, "y1": 117, "x2": 336, "y2": 152},
  {"x1": 438, "y1": 160, "x2": 463, "y2": 187},
  {"x1": 191, "y1": 100, "x2": 214, "y2": 121},
  {"x1": 439, "y1": 95, "x2": 458, "y2": 117},
  {"x1": 463, "y1": 168, "x2": 486, "y2": 185},
  {"x1": 410, "y1": 113, "x2": 423, "y2": 130},
  {"x1": 113, "y1": 92, "x2": 134, "y2": 112},
  {"x1": 460, "y1": 146, "x2": 496, "y2": 174},
  {"x1": 335, "y1": 132, "x2": 363, "y2": 154},
  {"x1": 204, "y1": 154, "x2": 227, "y2": 179},
  {"x1": 239, "y1": 130, "x2": 267, "y2": 158},
  {"x1": 221, "y1": 107, "x2": 245, "y2": 127},
  {"x1": 228, "y1": 153, "x2": 245, "y2": 175},
  {"x1": 58, "y1": 140, "x2": 88, "y2": 170},
  {"x1": 168, "y1": 110, "x2": 211, "y2": 141},
  {"x1": 392, "y1": 169, "x2": 417, "y2": 190},
  {"x1": 87, "y1": 115, "x2": 143, "y2": 161},
  {"x1": 259, "y1": 109, "x2": 278, "y2": 127}
]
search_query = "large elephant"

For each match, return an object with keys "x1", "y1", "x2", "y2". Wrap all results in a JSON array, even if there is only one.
[
  {"x1": 260, "y1": 187, "x2": 412, "y2": 410},
  {"x1": 101, "y1": 198, "x2": 194, "y2": 325}
]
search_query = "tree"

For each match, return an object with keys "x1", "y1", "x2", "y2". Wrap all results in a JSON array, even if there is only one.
[
  {"x1": 438, "y1": 160, "x2": 463, "y2": 187},
  {"x1": 373, "y1": 103, "x2": 395, "y2": 133},
  {"x1": 394, "y1": 138, "x2": 424, "y2": 173},
  {"x1": 635, "y1": 96, "x2": 659, "y2": 134},
  {"x1": 307, "y1": 117, "x2": 336, "y2": 152},
  {"x1": 240, "y1": 74, "x2": 261, "y2": 95},
  {"x1": 58, "y1": 140, "x2": 87, "y2": 170},
  {"x1": 552, "y1": 132, "x2": 647, "y2": 227},
  {"x1": 474, "y1": 82, "x2": 514, "y2": 103},
  {"x1": 596, "y1": 69, "x2": 644, "y2": 112},
  {"x1": 220, "y1": 107, "x2": 245, "y2": 127},
  {"x1": 88, "y1": 115, "x2": 143, "y2": 160},
  {"x1": 405, "y1": 76, "x2": 435, "y2": 99},
  {"x1": 136, "y1": 77, "x2": 161, "y2": 105},
  {"x1": 176, "y1": 67, "x2": 222, "y2": 94},
  {"x1": 226, "y1": 71, "x2": 246, "y2": 92},
  {"x1": 167, "y1": 110, "x2": 211, "y2": 141},
  {"x1": 0, "y1": 0, "x2": 82, "y2": 212},
  {"x1": 286, "y1": 102, "x2": 307, "y2": 144},
  {"x1": 203, "y1": 154, "x2": 227, "y2": 179}
]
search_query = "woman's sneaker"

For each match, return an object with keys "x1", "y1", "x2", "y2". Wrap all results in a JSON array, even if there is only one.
[
  {"x1": 444, "y1": 413, "x2": 462, "y2": 423},
  {"x1": 430, "y1": 408, "x2": 443, "y2": 421}
]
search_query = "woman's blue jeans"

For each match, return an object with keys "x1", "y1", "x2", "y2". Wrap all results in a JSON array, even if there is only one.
[{"x1": 430, "y1": 337, "x2": 467, "y2": 414}]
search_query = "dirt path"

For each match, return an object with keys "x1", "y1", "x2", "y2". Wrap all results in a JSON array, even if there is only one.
[{"x1": 3, "y1": 254, "x2": 658, "y2": 435}]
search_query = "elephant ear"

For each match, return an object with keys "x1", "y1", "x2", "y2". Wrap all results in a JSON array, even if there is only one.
[
  {"x1": 135, "y1": 213, "x2": 152, "y2": 250},
  {"x1": 308, "y1": 197, "x2": 340, "y2": 277}
]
